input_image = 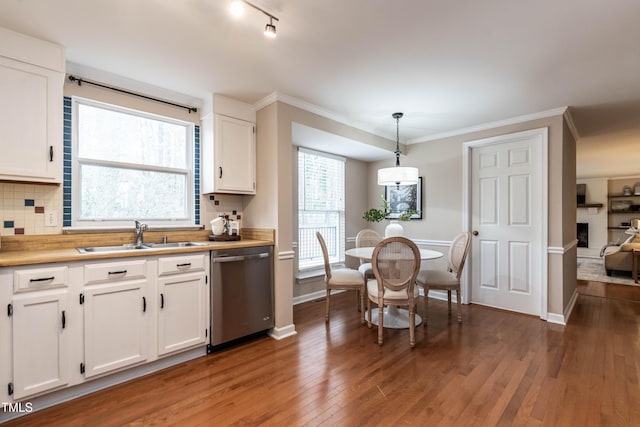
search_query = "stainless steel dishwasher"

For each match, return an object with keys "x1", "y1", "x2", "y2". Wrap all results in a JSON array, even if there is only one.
[{"x1": 208, "y1": 246, "x2": 274, "y2": 351}]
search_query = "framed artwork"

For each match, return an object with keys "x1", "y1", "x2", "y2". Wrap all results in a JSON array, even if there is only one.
[{"x1": 385, "y1": 177, "x2": 422, "y2": 220}]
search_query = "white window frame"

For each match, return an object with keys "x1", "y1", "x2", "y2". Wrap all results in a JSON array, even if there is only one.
[
  {"x1": 71, "y1": 97, "x2": 195, "y2": 228},
  {"x1": 297, "y1": 147, "x2": 346, "y2": 272}
]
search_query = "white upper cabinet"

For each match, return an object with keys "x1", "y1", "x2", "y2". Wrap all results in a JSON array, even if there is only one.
[
  {"x1": 0, "y1": 27, "x2": 64, "y2": 184},
  {"x1": 214, "y1": 114, "x2": 256, "y2": 194},
  {"x1": 202, "y1": 95, "x2": 256, "y2": 195}
]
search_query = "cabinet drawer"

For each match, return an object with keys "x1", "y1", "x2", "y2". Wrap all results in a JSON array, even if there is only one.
[
  {"x1": 158, "y1": 254, "x2": 206, "y2": 276},
  {"x1": 84, "y1": 259, "x2": 147, "y2": 285},
  {"x1": 14, "y1": 266, "x2": 68, "y2": 292}
]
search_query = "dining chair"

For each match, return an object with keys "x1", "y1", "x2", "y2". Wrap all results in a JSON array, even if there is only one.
[
  {"x1": 416, "y1": 231, "x2": 471, "y2": 324},
  {"x1": 355, "y1": 229, "x2": 382, "y2": 280},
  {"x1": 316, "y1": 232, "x2": 365, "y2": 324},
  {"x1": 367, "y1": 236, "x2": 421, "y2": 347}
]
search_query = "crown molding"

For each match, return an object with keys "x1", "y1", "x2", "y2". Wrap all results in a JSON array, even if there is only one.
[
  {"x1": 253, "y1": 93, "x2": 577, "y2": 146},
  {"x1": 253, "y1": 91, "x2": 386, "y2": 138},
  {"x1": 563, "y1": 107, "x2": 580, "y2": 141},
  {"x1": 407, "y1": 107, "x2": 570, "y2": 144}
]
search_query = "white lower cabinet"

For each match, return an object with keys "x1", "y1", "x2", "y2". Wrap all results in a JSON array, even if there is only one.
[
  {"x1": 158, "y1": 272, "x2": 207, "y2": 355},
  {"x1": 83, "y1": 279, "x2": 150, "y2": 378},
  {"x1": 11, "y1": 289, "x2": 69, "y2": 399},
  {"x1": 0, "y1": 251, "x2": 209, "y2": 409},
  {"x1": 82, "y1": 259, "x2": 151, "y2": 378},
  {"x1": 157, "y1": 254, "x2": 208, "y2": 356}
]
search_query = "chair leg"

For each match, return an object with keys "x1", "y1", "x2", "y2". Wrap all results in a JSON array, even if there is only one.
[
  {"x1": 409, "y1": 306, "x2": 415, "y2": 348},
  {"x1": 377, "y1": 300, "x2": 384, "y2": 345},
  {"x1": 456, "y1": 288, "x2": 462, "y2": 323},
  {"x1": 325, "y1": 289, "x2": 331, "y2": 322},
  {"x1": 367, "y1": 298, "x2": 372, "y2": 328},
  {"x1": 447, "y1": 290, "x2": 452, "y2": 313},
  {"x1": 423, "y1": 286, "x2": 429, "y2": 327},
  {"x1": 360, "y1": 287, "x2": 365, "y2": 325}
]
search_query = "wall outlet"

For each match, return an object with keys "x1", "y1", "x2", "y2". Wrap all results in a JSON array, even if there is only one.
[{"x1": 45, "y1": 210, "x2": 58, "y2": 227}]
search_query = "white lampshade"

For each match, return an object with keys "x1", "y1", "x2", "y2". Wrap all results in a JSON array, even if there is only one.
[{"x1": 377, "y1": 166, "x2": 419, "y2": 186}]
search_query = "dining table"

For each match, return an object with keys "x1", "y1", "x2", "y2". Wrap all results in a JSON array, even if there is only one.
[{"x1": 345, "y1": 245, "x2": 443, "y2": 329}]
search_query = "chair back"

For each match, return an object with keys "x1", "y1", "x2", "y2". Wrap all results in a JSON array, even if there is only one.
[
  {"x1": 356, "y1": 229, "x2": 382, "y2": 266},
  {"x1": 448, "y1": 232, "x2": 471, "y2": 279},
  {"x1": 316, "y1": 232, "x2": 332, "y2": 280},
  {"x1": 356, "y1": 229, "x2": 382, "y2": 248},
  {"x1": 372, "y1": 237, "x2": 421, "y2": 295}
]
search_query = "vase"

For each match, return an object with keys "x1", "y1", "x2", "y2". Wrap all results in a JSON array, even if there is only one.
[{"x1": 385, "y1": 220, "x2": 403, "y2": 238}]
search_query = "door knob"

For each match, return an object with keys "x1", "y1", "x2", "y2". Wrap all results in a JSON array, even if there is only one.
[{"x1": 472, "y1": 230, "x2": 479, "y2": 236}]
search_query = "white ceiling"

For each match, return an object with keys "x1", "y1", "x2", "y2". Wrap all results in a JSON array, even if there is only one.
[{"x1": 1, "y1": 0, "x2": 640, "y2": 165}]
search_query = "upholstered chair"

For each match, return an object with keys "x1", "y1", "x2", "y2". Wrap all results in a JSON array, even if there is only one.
[
  {"x1": 367, "y1": 237, "x2": 421, "y2": 347},
  {"x1": 317, "y1": 232, "x2": 365, "y2": 324},
  {"x1": 416, "y1": 232, "x2": 471, "y2": 324}
]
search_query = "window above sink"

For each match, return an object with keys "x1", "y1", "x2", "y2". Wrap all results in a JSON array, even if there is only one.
[{"x1": 64, "y1": 96, "x2": 201, "y2": 229}]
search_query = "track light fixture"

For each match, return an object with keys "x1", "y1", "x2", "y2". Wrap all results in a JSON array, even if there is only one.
[{"x1": 230, "y1": 0, "x2": 279, "y2": 38}]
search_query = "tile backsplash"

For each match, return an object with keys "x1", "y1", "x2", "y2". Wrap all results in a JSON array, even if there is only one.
[
  {"x1": 0, "y1": 183, "x2": 63, "y2": 236},
  {"x1": 0, "y1": 182, "x2": 245, "y2": 237}
]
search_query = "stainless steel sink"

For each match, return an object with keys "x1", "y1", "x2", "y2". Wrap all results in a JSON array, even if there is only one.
[
  {"x1": 143, "y1": 241, "x2": 206, "y2": 249},
  {"x1": 77, "y1": 243, "x2": 148, "y2": 254}
]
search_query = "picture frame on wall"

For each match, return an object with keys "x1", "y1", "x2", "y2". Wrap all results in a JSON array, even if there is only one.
[{"x1": 385, "y1": 177, "x2": 422, "y2": 219}]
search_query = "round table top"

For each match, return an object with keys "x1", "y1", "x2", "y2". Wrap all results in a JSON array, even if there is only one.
[{"x1": 346, "y1": 246, "x2": 443, "y2": 261}]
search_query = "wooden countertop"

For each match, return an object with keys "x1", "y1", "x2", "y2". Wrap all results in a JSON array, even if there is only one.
[{"x1": 0, "y1": 228, "x2": 275, "y2": 267}]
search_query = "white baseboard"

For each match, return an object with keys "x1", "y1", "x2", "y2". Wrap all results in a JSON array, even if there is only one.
[
  {"x1": 293, "y1": 289, "x2": 348, "y2": 305},
  {"x1": 546, "y1": 286, "x2": 579, "y2": 325},
  {"x1": 546, "y1": 312, "x2": 566, "y2": 325},
  {"x1": 268, "y1": 324, "x2": 297, "y2": 340}
]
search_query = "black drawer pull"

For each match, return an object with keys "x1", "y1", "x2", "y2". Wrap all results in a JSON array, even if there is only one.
[
  {"x1": 49, "y1": 145, "x2": 53, "y2": 162},
  {"x1": 108, "y1": 270, "x2": 127, "y2": 275},
  {"x1": 61, "y1": 310, "x2": 66, "y2": 329},
  {"x1": 176, "y1": 263, "x2": 191, "y2": 268},
  {"x1": 142, "y1": 296, "x2": 146, "y2": 312},
  {"x1": 219, "y1": 166, "x2": 223, "y2": 179},
  {"x1": 160, "y1": 293, "x2": 164, "y2": 309},
  {"x1": 30, "y1": 276, "x2": 55, "y2": 283}
]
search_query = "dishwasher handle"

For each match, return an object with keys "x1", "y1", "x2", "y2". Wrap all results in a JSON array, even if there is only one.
[{"x1": 212, "y1": 252, "x2": 270, "y2": 263}]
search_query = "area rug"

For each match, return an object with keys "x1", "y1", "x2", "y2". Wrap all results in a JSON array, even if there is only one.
[{"x1": 577, "y1": 257, "x2": 635, "y2": 286}]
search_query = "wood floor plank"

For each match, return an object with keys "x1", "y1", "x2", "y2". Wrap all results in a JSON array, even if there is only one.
[{"x1": 4, "y1": 279, "x2": 640, "y2": 426}]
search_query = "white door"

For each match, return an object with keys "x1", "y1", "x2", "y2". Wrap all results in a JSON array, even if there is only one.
[{"x1": 465, "y1": 128, "x2": 547, "y2": 317}]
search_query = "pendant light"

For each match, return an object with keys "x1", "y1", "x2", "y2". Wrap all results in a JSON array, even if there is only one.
[{"x1": 377, "y1": 112, "x2": 419, "y2": 186}]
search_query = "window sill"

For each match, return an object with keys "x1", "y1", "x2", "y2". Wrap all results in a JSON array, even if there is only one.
[{"x1": 62, "y1": 225, "x2": 204, "y2": 234}]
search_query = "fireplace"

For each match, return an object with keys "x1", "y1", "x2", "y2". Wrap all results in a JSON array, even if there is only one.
[{"x1": 577, "y1": 223, "x2": 588, "y2": 248}]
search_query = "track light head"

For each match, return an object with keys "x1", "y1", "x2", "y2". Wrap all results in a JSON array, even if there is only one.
[
  {"x1": 229, "y1": 0, "x2": 279, "y2": 39},
  {"x1": 264, "y1": 17, "x2": 276, "y2": 38}
]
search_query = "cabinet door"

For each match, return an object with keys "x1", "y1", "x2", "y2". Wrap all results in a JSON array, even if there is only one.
[
  {"x1": 12, "y1": 289, "x2": 68, "y2": 399},
  {"x1": 215, "y1": 114, "x2": 256, "y2": 194},
  {"x1": 0, "y1": 56, "x2": 62, "y2": 183},
  {"x1": 158, "y1": 272, "x2": 207, "y2": 355},
  {"x1": 83, "y1": 280, "x2": 148, "y2": 378}
]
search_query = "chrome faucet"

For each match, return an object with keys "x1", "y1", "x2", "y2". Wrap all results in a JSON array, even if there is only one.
[{"x1": 134, "y1": 220, "x2": 148, "y2": 246}]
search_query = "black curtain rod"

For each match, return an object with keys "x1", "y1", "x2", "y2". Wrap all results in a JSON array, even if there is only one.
[{"x1": 67, "y1": 75, "x2": 198, "y2": 114}]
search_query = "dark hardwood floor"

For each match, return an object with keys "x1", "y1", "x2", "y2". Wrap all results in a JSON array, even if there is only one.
[{"x1": 4, "y1": 280, "x2": 640, "y2": 426}]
